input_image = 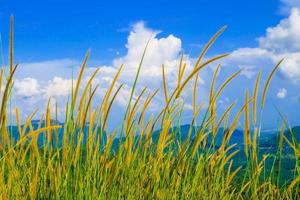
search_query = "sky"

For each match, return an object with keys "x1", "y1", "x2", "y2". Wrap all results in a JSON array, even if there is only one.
[{"x1": 0, "y1": 0, "x2": 300, "y2": 129}]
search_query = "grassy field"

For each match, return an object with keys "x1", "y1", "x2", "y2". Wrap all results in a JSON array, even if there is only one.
[{"x1": 1, "y1": 17, "x2": 300, "y2": 199}]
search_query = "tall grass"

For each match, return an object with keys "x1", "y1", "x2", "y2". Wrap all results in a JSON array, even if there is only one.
[{"x1": 0, "y1": 17, "x2": 300, "y2": 199}]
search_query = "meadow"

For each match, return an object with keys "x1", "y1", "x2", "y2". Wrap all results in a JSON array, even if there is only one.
[{"x1": 1, "y1": 18, "x2": 300, "y2": 199}]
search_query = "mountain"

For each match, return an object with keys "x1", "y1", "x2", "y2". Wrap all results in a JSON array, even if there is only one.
[
  {"x1": 260, "y1": 126, "x2": 300, "y2": 154},
  {"x1": 6, "y1": 121, "x2": 299, "y2": 151},
  {"x1": 6, "y1": 120, "x2": 107, "y2": 147}
]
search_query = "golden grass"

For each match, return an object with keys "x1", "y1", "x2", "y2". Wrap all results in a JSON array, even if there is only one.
[{"x1": 0, "y1": 17, "x2": 299, "y2": 199}]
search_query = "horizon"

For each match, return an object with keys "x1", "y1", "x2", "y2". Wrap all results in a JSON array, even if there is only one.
[{"x1": 8, "y1": 119, "x2": 300, "y2": 133}]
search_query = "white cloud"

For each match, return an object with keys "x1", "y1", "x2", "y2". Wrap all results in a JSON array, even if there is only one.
[
  {"x1": 110, "y1": 21, "x2": 203, "y2": 110},
  {"x1": 223, "y1": 7, "x2": 300, "y2": 82},
  {"x1": 259, "y1": 7, "x2": 300, "y2": 82},
  {"x1": 274, "y1": 52, "x2": 300, "y2": 81},
  {"x1": 14, "y1": 78, "x2": 40, "y2": 97},
  {"x1": 43, "y1": 77, "x2": 73, "y2": 97},
  {"x1": 259, "y1": 8, "x2": 300, "y2": 53},
  {"x1": 116, "y1": 21, "x2": 180, "y2": 63},
  {"x1": 222, "y1": 48, "x2": 274, "y2": 79},
  {"x1": 277, "y1": 88, "x2": 287, "y2": 99},
  {"x1": 113, "y1": 21, "x2": 183, "y2": 87},
  {"x1": 14, "y1": 76, "x2": 74, "y2": 99}
]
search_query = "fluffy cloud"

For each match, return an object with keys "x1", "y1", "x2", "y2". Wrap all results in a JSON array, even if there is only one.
[
  {"x1": 259, "y1": 8, "x2": 300, "y2": 53},
  {"x1": 107, "y1": 22, "x2": 205, "y2": 110},
  {"x1": 43, "y1": 77, "x2": 73, "y2": 97},
  {"x1": 223, "y1": 7, "x2": 300, "y2": 82},
  {"x1": 14, "y1": 78, "x2": 40, "y2": 98},
  {"x1": 14, "y1": 77, "x2": 73, "y2": 99},
  {"x1": 114, "y1": 21, "x2": 185, "y2": 90},
  {"x1": 259, "y1": 8, "x2": 300, "y2": 81},
  {"x1": 114, "y1": 22, "x2": 181, "y2": 69},
  {"x1": 277, "y1": 88, "x2": 287, "y2": 99},
  {"x1": 275, "y1": 52, "x2": 300, "y2": 81}
]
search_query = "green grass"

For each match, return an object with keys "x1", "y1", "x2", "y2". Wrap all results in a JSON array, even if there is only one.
[{"x1": 1, "y1": 17, "x2": 300, "y2": 199}]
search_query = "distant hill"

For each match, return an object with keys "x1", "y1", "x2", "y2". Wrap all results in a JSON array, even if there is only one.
[
  {"x1": 6, "y1": 121, "x2": 299, "y2": 152},
  {"x1": 151, "y1": 125, "x2": 279, "y2": 148},
  {"x1": 260, "y1": 126, "x2": 300, "y2": 154}
]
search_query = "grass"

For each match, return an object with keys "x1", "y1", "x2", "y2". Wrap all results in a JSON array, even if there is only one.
[{"x1": 1, "y1": 17, "x2": 300, "y2": 199}]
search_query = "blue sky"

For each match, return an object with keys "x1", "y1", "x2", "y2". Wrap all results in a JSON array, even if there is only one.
[
  {"x1": 0, "y1": 0, "x2": 283, "y2": 61},
  {"x1": 0, "y1": 0, "x2": 300, "y2": 129}
]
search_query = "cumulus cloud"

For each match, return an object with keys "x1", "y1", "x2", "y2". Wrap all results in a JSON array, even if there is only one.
[
  {"x1": 114, "y1": 22, "x2": 181, "y2": 69},
  {"x1": 277, "y1": 88, "x2": 287, "y2": 99},
  {"x1": 223, "y1": 7, "x2": 300, "y2": 82},
  {"x1": 110, "y1": 21, "x2": 204, "y2": 109},
  {"x1": 14, "y1": 78, "x2": 40, "y2": 98},
  {"x1": 274, "y1": 52, "x2": 300, "y2": 81},
  {"x1": 14, "y1": 77, "x2": 73, "y2": 99},
  {"x1": 259, "y1": 8, "x2": 300, "y2": 53},
  {"x1": 43, "y1": 77, "x2": 73, "y2": 97},
  {"x1": 259, "y1": 7, "x2": 300, "y2": 81},
  {"x1": 113, "y1": 21, "x2": 184, "y2": 89}
]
